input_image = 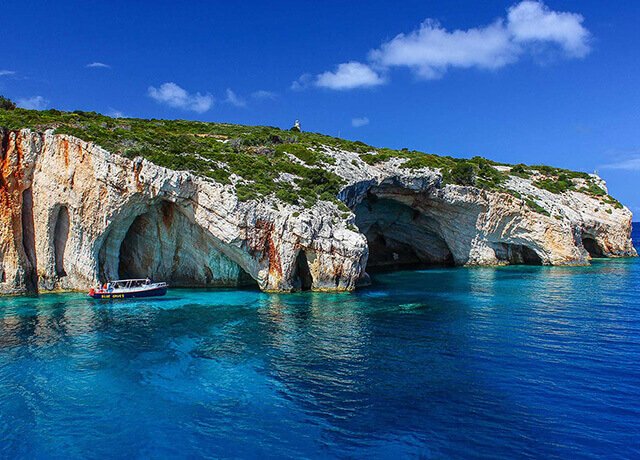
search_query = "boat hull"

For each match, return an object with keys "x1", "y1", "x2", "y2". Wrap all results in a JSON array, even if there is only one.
[{"x1": 89, "y1": 286, "x2": 168, "y2": 299}]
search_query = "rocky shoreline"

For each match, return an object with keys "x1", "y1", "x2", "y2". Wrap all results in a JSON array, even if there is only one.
[{"x1": 0, "y1": 127, "x2": 635, "y2": 295}]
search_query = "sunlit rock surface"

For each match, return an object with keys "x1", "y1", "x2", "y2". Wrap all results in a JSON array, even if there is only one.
[{"x1": 0, "y1": 128, "x2": 635, "y2": 294}]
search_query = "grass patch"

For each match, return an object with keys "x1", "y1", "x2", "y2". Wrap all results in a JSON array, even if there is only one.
[
  {"x1": 533, "y1": 175, "x2": 576, "y2": 194},
  {"x1": 525, "y1": 198, "x2": 550, "y2": 217},
  {"x1": 275, "y1": 143, "x2": 334, "y2": 166},
  {"x1": 0, "y1": 107, "x2": 620, "y2": 207},
  {"x1": 509, "y1": 162, "x2": 606, "y2": 198},
  {"x1": 0, "y1": 108, "x2": 345, "y2": 207},
  {"x1": 603, "y1": 195, "x2": 624, "y2": 209}
]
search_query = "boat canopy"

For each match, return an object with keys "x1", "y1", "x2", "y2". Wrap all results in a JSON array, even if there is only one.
[{"x1": 110, "y1": 279, "x2": 153, "y2": 288}]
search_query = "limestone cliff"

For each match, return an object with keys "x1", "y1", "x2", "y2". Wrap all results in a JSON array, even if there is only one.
[{"x1": 0, "y1": 120, "x2": 635, "y2": 295}]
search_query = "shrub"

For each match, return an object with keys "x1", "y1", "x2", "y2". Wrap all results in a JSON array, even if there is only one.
[
  {"x1": 275, "y1": 144, "x2": 334, "y2": 165},
  {"x1": 446, "y1": 162, "x2": 476, "y2": 186},
  {"x1": 583, "y1": 183, "x2": 606, "y2": 197},
  {"x1": 0, "y1": 96, "x2": 16, "y2": 110},
  {"x1": 337, "y1": 201, "x2": 351, "y2": 213},
  {"x1": 471, "y1": 157, "x2": 506, "y2": 188},
  {"x1": 510, "y1": 163, "x2": 529, "y2": 178},
  {"x1": 274, "y1": 187, "x2": 299, "y2": 205},
  {"x1": 525, "y1": 198, "x2": 550, "y2": 216},
  {"x1": 0, "y1": 106, "x2": 620, "y2": 209},
  {"x1": 533, "y1": 177, "x2": 575, "y2": 194},
  {"x1": 603, "y1": 196, "x2": 623, "y2": 209}
]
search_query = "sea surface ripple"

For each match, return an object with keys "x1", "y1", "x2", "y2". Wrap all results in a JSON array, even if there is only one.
[{"x1": 1, "y1": 227, "x2": 640, "y2": 459}]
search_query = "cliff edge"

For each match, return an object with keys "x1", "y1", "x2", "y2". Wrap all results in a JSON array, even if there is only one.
[{"x1": 0, "y1": 109, "x2": 635, "y2": 294}]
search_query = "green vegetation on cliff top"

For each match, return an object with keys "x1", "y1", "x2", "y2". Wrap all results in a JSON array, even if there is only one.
[{"x1": 0, "y1": 107, "x2": 617, "y2": 210}]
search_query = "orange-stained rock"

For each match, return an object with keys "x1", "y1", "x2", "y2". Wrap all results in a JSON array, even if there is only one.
[{"x1": 0, "y1": 128, "x2": 635, "y2": 295}]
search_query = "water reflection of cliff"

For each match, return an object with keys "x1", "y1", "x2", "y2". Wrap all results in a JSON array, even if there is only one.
[
  {"x1": 2, "y1": 257, "x2": 636, "y2": 456},
  {"x1": 0, "y1": 297, "x2": 99, "y2": 349},
  {"x1": 254, "y1": 287, "x2": 490, "y2": 450}
]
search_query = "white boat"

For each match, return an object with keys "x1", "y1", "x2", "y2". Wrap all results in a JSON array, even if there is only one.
[{"x1": 89, "y1": 279, "x2": 168, "y2": 299}]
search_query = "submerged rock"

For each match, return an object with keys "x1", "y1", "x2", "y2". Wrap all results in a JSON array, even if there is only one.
[{"x1": 0, "y1": 125, "x2": 635, "y2": 295}]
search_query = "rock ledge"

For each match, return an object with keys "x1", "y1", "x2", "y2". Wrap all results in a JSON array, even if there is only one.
[{"x1": 0, "y1": 128, "x2": 635, "y2": 294}]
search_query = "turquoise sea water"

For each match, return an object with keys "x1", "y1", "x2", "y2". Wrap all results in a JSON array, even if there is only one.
[{"x1": 1, "y1": 228, "x2": 640, "y2": 459}]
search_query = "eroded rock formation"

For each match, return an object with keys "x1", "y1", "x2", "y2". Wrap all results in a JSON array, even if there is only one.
[{"x1": 0, "y1": 128, "x2": 635, "y2": 294}]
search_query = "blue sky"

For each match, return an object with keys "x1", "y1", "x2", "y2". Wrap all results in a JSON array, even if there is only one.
[{"x1": 1, "y1": 1, "x2": 639, "y2": 214}]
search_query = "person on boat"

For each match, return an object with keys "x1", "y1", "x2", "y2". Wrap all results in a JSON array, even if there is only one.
[{"x1": 145, "y1": 278, "x2": 151, "y2": 285}]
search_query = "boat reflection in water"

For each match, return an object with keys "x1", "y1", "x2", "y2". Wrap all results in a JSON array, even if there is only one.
[{"x1": 89, "y1": 279, "x2": 168, "y2": 299}]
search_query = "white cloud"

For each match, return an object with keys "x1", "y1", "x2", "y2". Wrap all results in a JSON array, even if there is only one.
[
  {"x1": 86, "y1": 62, "x2": 111, "y2": 69},
  {"x1": 251, "y1": 90, "x2": 277, "y2": 100},
  {"x1": 0, "y1": 70, "x2": 16, "y2": 76},
  {"x1": 17, "y1": 96, "x2": 49, "y2": 110},
  {"x1": 316, "y1": 62, "x2": 385, "y2": 90},
  {"x1": 369, "y1": 19, "x2": 518, "y2": 79},
  {"x1": 148, "y1": 82, "x2": 213, "y2": 113},
  {"x1": 313, "y1": 1, "x2": 591, "y2": 87},
  {"x1": 352, "y1": 117, "x2": 370, "y2": 128},
  {"x1": 291, "y1": 73, "x2": 313, "y2": 91},
  {"x1": 507, "y1": 1, "x2": 590, "y2": 57},
  {"x1": 225, "y1": 88, "x2": 246, "y2": 107},
  {"x1": 601, "y1": 155, "x2": 640, "y2": 171}
]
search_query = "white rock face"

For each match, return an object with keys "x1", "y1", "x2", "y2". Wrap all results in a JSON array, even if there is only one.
[{"x1": 0, "y1": 129, "x2": 635, "y2": 295}]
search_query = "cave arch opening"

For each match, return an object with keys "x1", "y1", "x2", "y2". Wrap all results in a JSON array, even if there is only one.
[
  {"x1": 292, "y1": 250, "x2": 313, "y2": 291},
  {"x1": 99, "y1": 200, "x2": 256, "y2": 288},
  {"x1": 118, "y1": 212, "x2": 156, "y2": 280},
  {"x1": 354, "y1": 193, "x2": 454, "y2": 272},
  {"x1": 582, "y1": 236, "x2": 605, "y2": 258},
  {"x1": 53, "y1": 206, "x2": 70, "y2": 277},
  {"x1": 21, "y1": 188, "x2": 38, "y2": 292},
  {"x1": 492, "y1": 243, "x2": 543, "y2": 265}
]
